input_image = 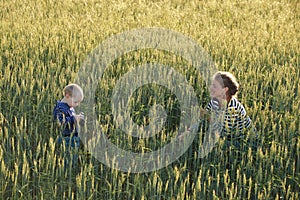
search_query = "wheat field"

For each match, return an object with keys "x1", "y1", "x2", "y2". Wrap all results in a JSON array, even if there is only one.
[{"x1": 0, "y1": 0, "x2": 299, "y2": 199}]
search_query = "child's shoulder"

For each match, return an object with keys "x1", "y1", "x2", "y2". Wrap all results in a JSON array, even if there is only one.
[
  {"x1": 227, "y1": 97, "x2": 247, "y2": 114},
  {"x1": 228, "y1": 97, "x2": 243, "y2": 108},
  {"x1": 54, "y1": 100, "x2": 70, "y2": 112},
  {"x1": 207, "y1": 98, "x2": 220, "y2": 110}
]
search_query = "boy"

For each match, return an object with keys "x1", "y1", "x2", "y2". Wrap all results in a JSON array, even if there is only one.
[{"x1": 53, "y1": 83, "x2": 85, "y2": 168}]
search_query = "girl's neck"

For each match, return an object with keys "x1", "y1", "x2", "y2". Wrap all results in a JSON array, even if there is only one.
[
  {"x1": 226, "y1": 95, "x2": 232, "y2": 103},
  {"x1": 216, "y1": 95, "x2": 232, "y2": 108}
]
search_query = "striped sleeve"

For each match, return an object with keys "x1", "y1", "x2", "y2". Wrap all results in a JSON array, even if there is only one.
[
  {"x1": 206, "y1": 100, "x2": 212, "y2": 112},
  {"x1": 236, "y1": 102, "x2": 252, "y2": 131},
  {"x1": 206, "y1": 99, "x2": 220, "y2": 112}
]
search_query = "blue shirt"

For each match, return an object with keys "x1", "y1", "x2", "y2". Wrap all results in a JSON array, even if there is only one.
[{"x1": 53, "y1": 100, "x2": 78, "y2": 137}]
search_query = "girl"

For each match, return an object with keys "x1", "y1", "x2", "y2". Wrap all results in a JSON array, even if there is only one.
[
  {"x1": 206, "y1": 71, "x2": 253, "y2": 138},
  {"x1": 179, "y1": 71, "x2": 254, "y2": 141}
]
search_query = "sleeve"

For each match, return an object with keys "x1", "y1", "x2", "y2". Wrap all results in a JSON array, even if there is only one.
[
  {"x1": 236, "y1": 104, "x2": 252, "y2": 131},
  {"x1": 206, "y1": 100, "x2": 212, "y2": 112},
  {"x1": 53, "y1": 107, "x2": 75, "y2": 125}
]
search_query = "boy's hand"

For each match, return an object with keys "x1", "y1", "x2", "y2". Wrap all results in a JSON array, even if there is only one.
[{"x1": 75, "y1": 112, "x2": 85, "y2": 122}]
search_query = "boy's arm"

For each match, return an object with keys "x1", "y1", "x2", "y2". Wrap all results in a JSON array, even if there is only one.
[
  {"x1": 54, "y1": 109, "x2": 75, "y2": 126},
  {"x1": 54, "y1": 110, "x2": 84, "y2": 126}
]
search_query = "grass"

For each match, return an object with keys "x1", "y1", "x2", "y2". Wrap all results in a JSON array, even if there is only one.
[{"x1": 0, "y1": 0, "x2": 299, "y2": 199}]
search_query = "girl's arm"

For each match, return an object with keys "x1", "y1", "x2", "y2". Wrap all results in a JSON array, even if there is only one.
[
  {"x1": 200, "y1": 108, "x2": 210, "y2": 122},
  {"x1": 188, "y1": 108, "x2": 210, "y2": 131}
]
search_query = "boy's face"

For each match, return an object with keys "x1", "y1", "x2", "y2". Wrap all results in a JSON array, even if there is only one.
[{"x1": 65, "y1": 93, "x2": 83, "y2": 108}]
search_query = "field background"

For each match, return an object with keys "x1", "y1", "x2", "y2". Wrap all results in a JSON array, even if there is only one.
[{"x1": 0, "y1": 0, "x2": 299, "y2": 199}]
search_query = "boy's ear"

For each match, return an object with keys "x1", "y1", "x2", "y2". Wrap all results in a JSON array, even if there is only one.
[{"x1": 65, "y1": 93, "x2": 71, "y2": 98}]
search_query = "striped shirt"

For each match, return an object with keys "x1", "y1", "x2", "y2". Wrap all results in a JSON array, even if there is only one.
[{"x1": 206, "y1": 97, "x2": 252, "y2": 136}]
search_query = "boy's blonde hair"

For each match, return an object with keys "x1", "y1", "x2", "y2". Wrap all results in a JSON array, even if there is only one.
[{"x1": 63, "y1": 84, "x2": 84, "y2": 99}]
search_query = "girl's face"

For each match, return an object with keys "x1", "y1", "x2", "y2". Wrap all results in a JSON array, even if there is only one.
[{"x1": 210, "y1": 78, "x2": 227, "y2": 99}]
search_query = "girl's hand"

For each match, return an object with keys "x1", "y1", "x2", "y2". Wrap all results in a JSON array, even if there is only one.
[
  {"x1": 200, "y1": 108, "x2": 210, "y2": 121},
  {"x1": 177, "y1": 129, "x2": 191, "y2": 140}
]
